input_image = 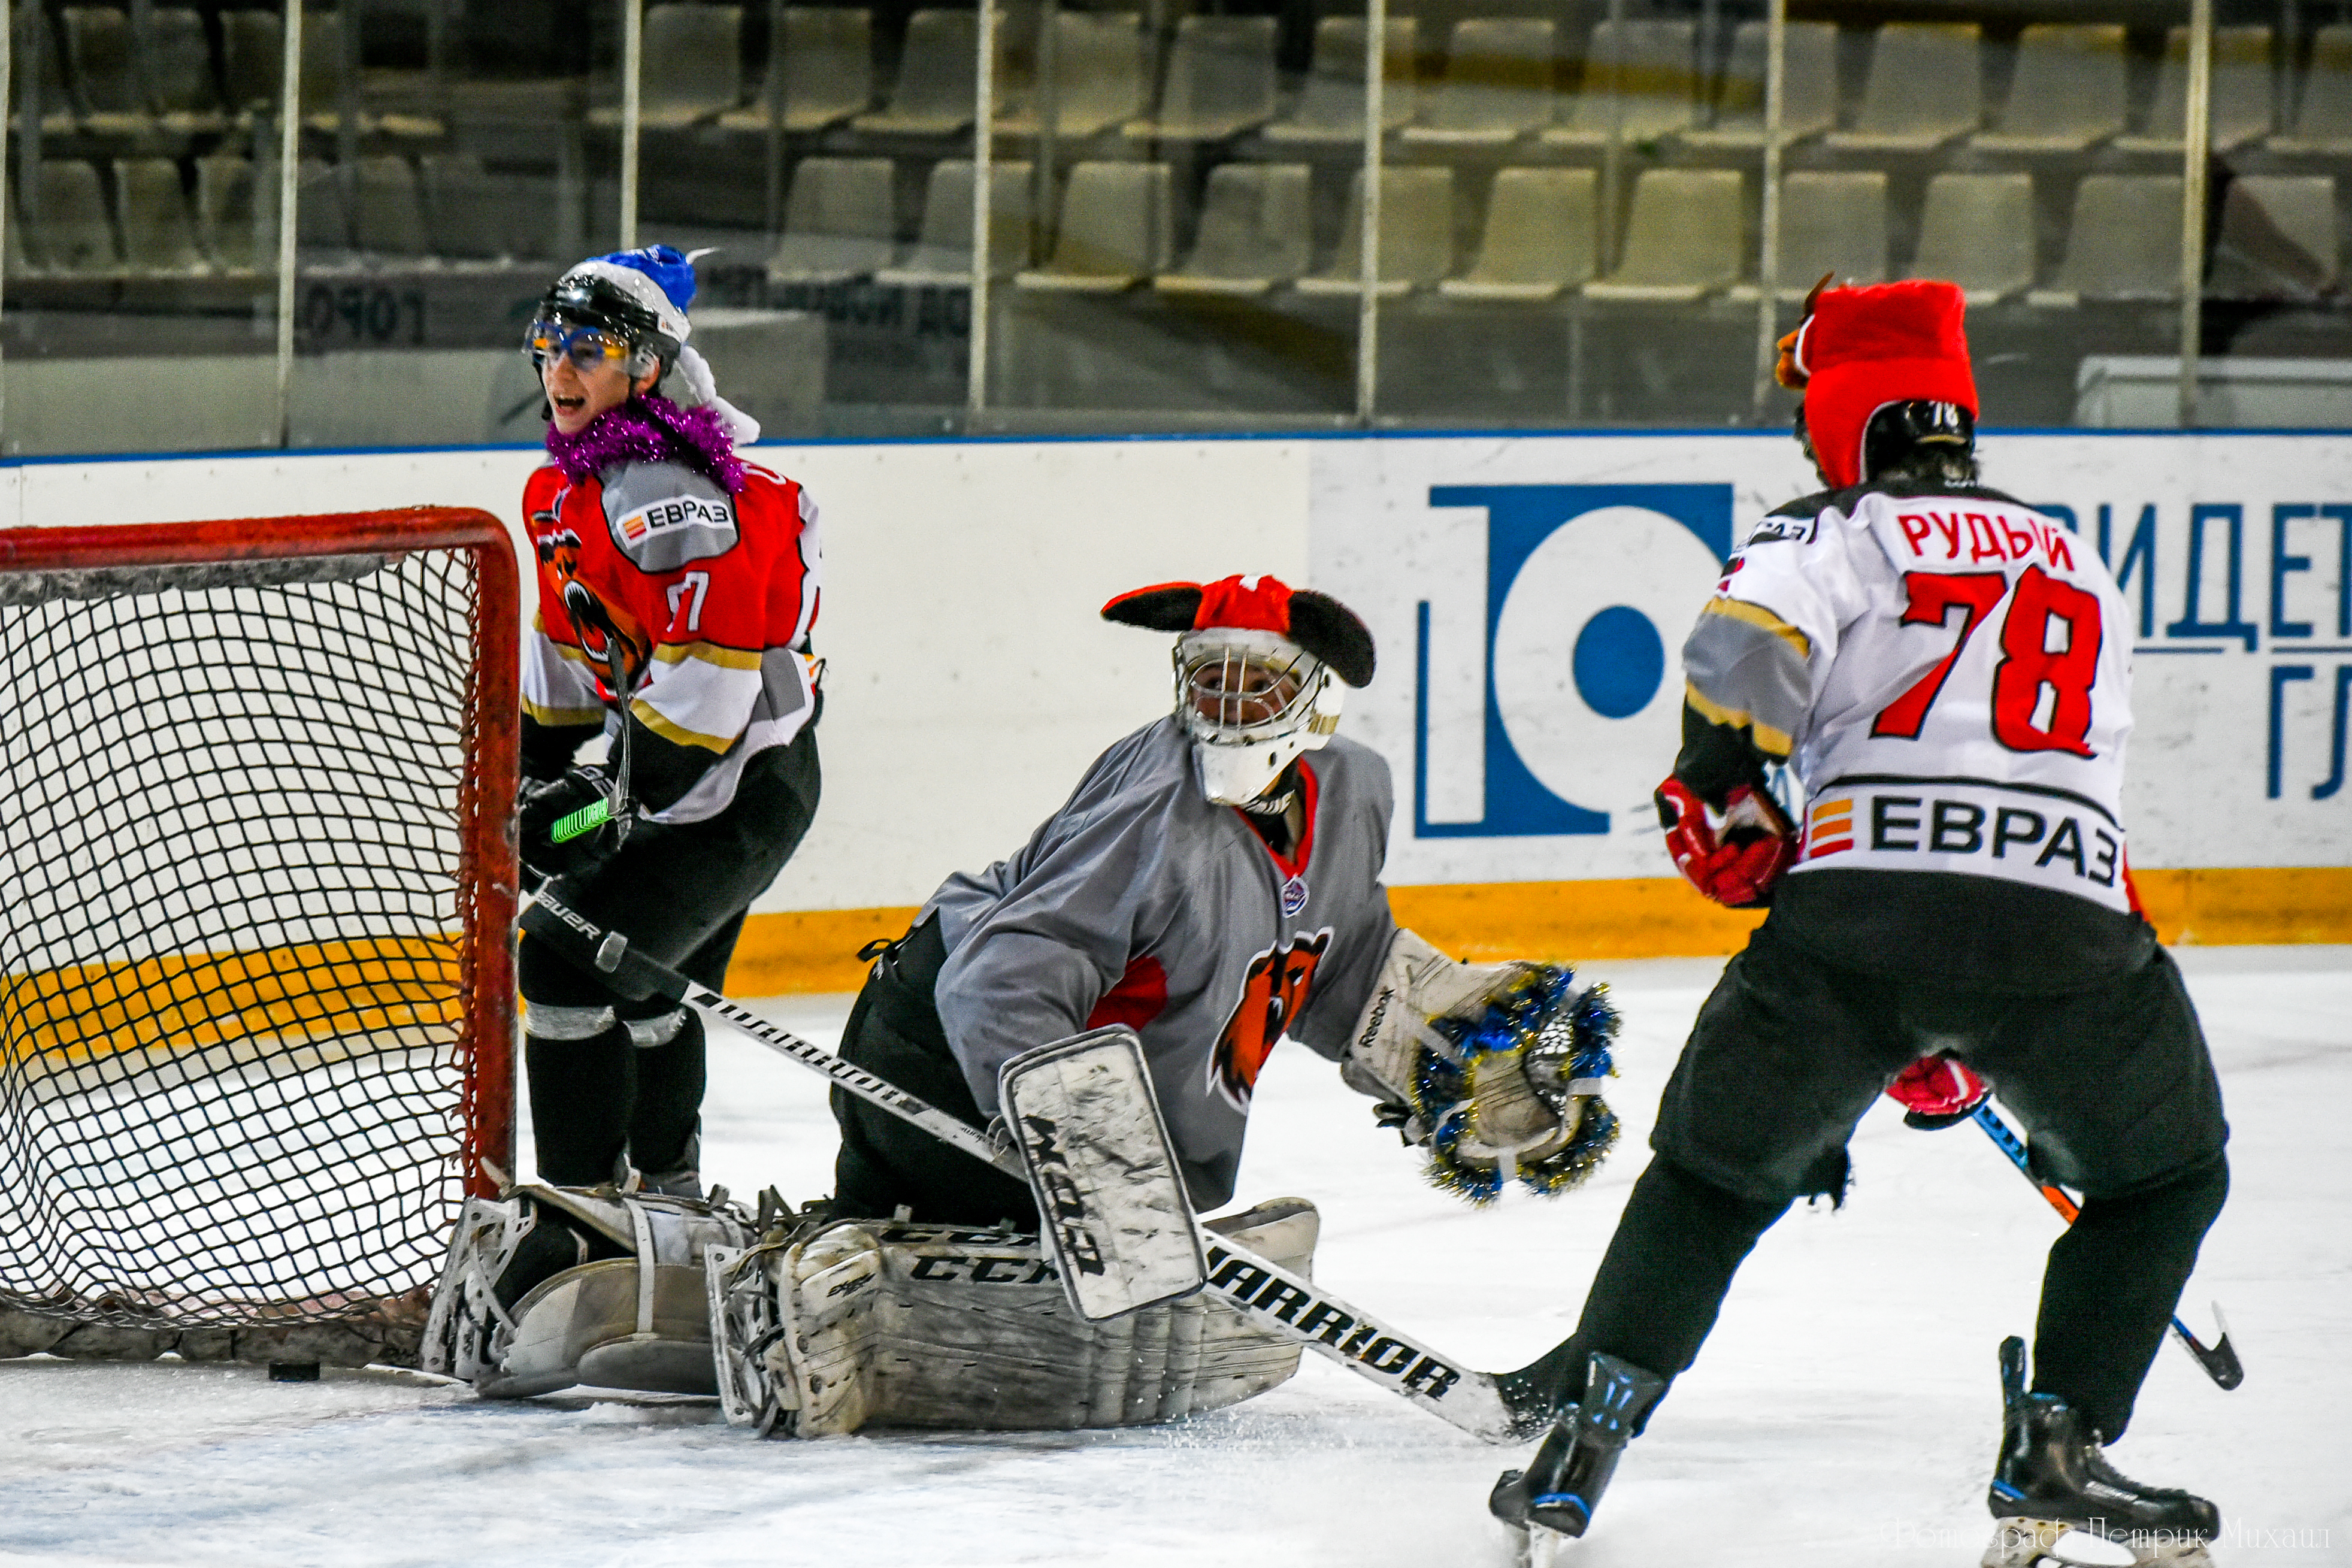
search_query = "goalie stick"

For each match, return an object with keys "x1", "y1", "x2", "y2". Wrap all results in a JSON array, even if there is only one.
[
  {"x1": 1969, "y1": 1101, "x2": 2243, "y2": 1391},
  {"x1": 519, "y1": 891, "x2": 1543, "y2": 1443}
]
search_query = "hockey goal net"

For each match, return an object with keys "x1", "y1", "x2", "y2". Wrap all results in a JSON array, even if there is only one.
[{"x1": 0, "y1": 510, "x2": 518, "y2": 1359}]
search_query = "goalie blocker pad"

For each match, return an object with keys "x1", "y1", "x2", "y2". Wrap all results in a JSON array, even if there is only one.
[
  {"x1": 423, "y1": 1184, "x2": 754, "y2": 1399},
  {"x1": 997, "y1": 1026, "x2": 1207, "y2": 1322},
  {"x1": 707, "y1": 1197, "x2": 1319, "y2": 1436}
]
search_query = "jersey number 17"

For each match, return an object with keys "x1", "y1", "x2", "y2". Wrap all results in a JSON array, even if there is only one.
[{"x1": 1869, "y1": 565, "x2": 2103, "y2": 756}]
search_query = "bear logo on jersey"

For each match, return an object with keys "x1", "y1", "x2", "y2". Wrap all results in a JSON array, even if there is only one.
[
  {"x1": 1209, "y1": 931, "x2": 1330, "y2": 1110},
  {"x1": 534, "y1": 527, "x2": 653, "y2": 697}
]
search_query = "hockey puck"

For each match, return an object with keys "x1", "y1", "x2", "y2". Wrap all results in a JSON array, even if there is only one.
[{"x1": 268, "y1": 1361, "x2": 321, "y2": 1382}]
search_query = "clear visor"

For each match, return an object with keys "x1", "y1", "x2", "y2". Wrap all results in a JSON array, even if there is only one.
[{"x1": 1175, "y1": 634, "x2": 1323, "y2": 744}]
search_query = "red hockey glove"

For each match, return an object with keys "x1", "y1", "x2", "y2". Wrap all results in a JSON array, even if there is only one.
[
  {"x1": 1887, "y1": 1052, "x2": 1989, "y2": 1131},
  {"x1": 1655, "y1": 776, "x2": 1794, "y2": 909}
]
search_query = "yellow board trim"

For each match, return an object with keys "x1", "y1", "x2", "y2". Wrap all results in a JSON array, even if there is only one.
[
  {"x1": 715, "y1": 868, "x2": 2352, "y2": 994},
  {"x1": 4, "y1": 939, "x2": 460, "y2": 1067},
  {"x1": 16, "y1": 876, "x2": 2339, "y2": 1057}
]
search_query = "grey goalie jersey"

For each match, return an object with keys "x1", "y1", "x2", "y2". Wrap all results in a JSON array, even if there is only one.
[
  {"x1": 925, "y1": 718, "x2": 1400, "y2": 1210},
  {"x1": 1686, "y1": 481, "x2": 2138, "y2": 913}
]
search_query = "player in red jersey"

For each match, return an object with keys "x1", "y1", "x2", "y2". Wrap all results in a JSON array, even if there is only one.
[{"x1": 516, "y1": 246, "x2": 823, "y2": 1198}]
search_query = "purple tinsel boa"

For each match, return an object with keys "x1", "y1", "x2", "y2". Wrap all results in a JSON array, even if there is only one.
[{"x1": 545, "y1": 394, "x2": 748, "y2": 495}]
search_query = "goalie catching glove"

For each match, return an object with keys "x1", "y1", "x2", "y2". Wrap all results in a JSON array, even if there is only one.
[{"x1": 1344, "y1": 928, "x2": 1620, "y2": 1204}]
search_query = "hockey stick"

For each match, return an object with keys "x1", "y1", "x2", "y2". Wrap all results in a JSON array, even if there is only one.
[
  {"x1": 519, "y1": 891, "x2": 1539, "y2": 1443},
  {"x1": 1968, "y1": 1102, "x2": 2244, "y2": 1391}
]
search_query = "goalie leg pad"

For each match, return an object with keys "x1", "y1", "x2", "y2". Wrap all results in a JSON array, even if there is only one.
[
  {"x1": 423, "y1": 1185, "x2": 750, "y2": 1399},
  {"x1": 709, "y1": 1199, "x2": 1319, "y2": 1434}
]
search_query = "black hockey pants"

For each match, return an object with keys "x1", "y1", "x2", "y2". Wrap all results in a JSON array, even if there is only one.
[
  {"x1": 1528, "y1": 906, "x2": 2227, "y2": 1444},
  {"x1": 828, "y1": 915, "x2": 1042, "y2": 1230},
  {"x1": 520, "y1": 725, "x2": 821, "y2": 1186}
]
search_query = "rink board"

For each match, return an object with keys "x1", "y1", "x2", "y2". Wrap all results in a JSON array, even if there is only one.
[{"x1": 2, "y1": 430, "x2": 2343, "y2": 987}]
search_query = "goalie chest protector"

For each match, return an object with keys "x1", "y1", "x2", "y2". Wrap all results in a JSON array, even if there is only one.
[{"x1": 924, "y1": 721, "x2": 1400, "y2": 1210}]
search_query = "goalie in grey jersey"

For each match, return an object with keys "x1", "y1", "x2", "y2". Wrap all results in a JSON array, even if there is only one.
[
  {"x1": 1489, "y1": 280, "x2": 2229, "y2": 1568},
  {"x1": 830, "y1": 573, "x2": 1618, "y2": 1231},
  {"x1": 694, "y1": 575, "x2": 1617, "y2": 1437}
]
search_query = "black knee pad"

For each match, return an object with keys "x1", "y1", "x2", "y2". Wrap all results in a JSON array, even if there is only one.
[{"x1": 519, "y1": 930, "x2": 629, "y2": 1012}]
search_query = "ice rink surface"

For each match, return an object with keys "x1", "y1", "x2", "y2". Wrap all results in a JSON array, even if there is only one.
[{"x1": 4, "y1": 948, "x2": 2346, "y2": 1568}]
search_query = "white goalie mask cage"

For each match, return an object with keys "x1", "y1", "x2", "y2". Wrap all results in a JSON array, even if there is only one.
[{"x1": 1173, "y1": 627, "x2": 1345, "y2": 806}]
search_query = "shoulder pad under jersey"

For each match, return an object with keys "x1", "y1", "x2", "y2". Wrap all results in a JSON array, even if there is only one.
[{"x1": 600, "y1": 459, "x2": 740, "y2": 571}]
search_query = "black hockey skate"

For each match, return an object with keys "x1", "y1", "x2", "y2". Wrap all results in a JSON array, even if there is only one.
[
  {"x1": 1984, "y1": 1336, "x2": 2219, "y2": 1568},
  {"x1": 1490, "y1": 1352, "x2": 1667, "y2": 1563}
]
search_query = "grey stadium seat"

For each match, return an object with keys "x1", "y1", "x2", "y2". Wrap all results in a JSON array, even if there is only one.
[
  {"x1": 1732, "y1": 172, "x2": 1887, "y2": 302},
  {"x1": 150, "y1": 8, "x2": 227, "y2": 136},
  {"x1": 2270, "y1": 25, "x2": 2352, "y2": 155},
  {"x1": 1970, "y1": 24, "x2": 2128, "y2": 155},
  {"x1": 220, "y1": 10, "x2": 284, "y2": 120},
  {"x1": 855, "y1": 10, "x2": 979, "y2": 135},
  {"x1": 2208, "y1": 175, "x2": 2339, "y2": 301},
  {"x1": 27, "y1": 161, "x2": 120, "y2": 273},
  {"x1": 766, "y1": 156, "x2": 900, "y2": 283},
  {"x1": 1825, "y1": 25, "x2": 1982, "y2": 153},
  {"x1": 591, "y1": 5, "x2": 745, "y2": 129},
  {"x1": 1124, "y1": 16, "x2": 1278, "y2": 142},
  {"x1": 1682, "y1": 20, "x2": 1838, "y2": 149},
  {"x1": 1296, "y1": 167, "x2": 1455, "y2": 296},
  {"x1": 1439, "y1": 167, "x2": 1597, "y2": 301},
  {"x1": 196, "y1": 155, "x2": 264, "y2": 271},
  {"x1": 1264, "y1": 16, "x2": 1417, "y2": 144},
  {"x1": 1152, "y1": 162, "x2": 1312, "y2": 296},
  {"x1": 1909, "y1": 173, "x2": 2037, "y2": 304},
  {"x1": 876, "y1": 159, "x2": 1034, "y2": 285},
  {"x1": 1016, "y1": 162, "x2": 1173, "y2": 291},
  {"x1": 114, "y1": 156, "x2": 205, "y2": 273},
  {"x1": 720, "y1": 8, "x2": 874, "y2": 134},
  {"x1": 62, "y1": 8, "x2": 149, "y2": 137},
  {"x1": 2119, "y1": 28, "x2": 2274, "y2": 153},
  {"x1": 1544, "y1": 19, "x2": 1698, "y2": 148},
  {"x1": 352, "y1": 156, "x2": 429, "y2": 256},
  {"x1": 2029, "y1": 176, "x2": 2183, "y2": 305},
  {"x1": 1406, "y1": 18, "x2": 1558, "y2": 147},
  {"x1": 1584, "y1": 168, "x2": 1743, "y2": 302},
  {"x1": 424, "y1": 153, "x2": 552, "y2": 263},
  {"x1": 998, "y1": 11, "x2": 1147, "y2": 138},
  {"x1": 298, "y1": 157, "x2": 351, "y2": 252}
]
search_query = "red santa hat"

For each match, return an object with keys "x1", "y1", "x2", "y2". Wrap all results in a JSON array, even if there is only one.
[
  {"x1": 1101, "y1": 574, "x2": 1376, "y2": 688},
  {"x1": 1777, "y1": 278, "x2": 1977, "y2": 491}
]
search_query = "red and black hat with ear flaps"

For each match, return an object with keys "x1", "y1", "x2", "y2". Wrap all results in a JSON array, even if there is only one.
[
  {"x1": 1776, "y1": 276, "x2": 1977, "y2": 490},
  {"x1": 1101, "y1": 574, "x2": 1377, "y2": 689}
]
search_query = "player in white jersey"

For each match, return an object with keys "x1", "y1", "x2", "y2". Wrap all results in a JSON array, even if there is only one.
[{"x1": 1490, "y1": 281, "x2": 2227, "y2": 1567}]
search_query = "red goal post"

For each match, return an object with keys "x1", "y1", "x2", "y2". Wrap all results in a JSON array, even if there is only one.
[{"x1": 0, "y1": 508, "x2": 519, "y2": 1355}]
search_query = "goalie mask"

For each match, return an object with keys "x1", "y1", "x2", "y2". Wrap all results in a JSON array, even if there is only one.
[{"x1": 1102, "y1": 575, "x2": 1376, "y2": 806}]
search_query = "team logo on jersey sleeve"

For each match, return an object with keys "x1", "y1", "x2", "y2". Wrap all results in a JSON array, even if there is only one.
[{"x1": 1209, "y1": 931, "x2": 1330, "y2": 1109}]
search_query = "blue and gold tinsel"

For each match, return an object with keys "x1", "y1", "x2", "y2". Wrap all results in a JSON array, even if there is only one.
[{"x1": 1412, "y1": 965, "x2": 1621, "y2": 1205}]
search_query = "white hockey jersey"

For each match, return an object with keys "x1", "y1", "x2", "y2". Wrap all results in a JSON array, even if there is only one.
[{"x1": 1682, "y1": 482, "x2": 2137, "y2": 915}]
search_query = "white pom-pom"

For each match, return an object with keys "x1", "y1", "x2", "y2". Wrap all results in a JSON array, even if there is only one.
[{"x1": 676, "y1": 343, "x2": 762, "y2": 446}]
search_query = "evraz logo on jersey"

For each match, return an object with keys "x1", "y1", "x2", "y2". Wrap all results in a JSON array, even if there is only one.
[
  {"x1": 1801, "y1": 779, "x2": 2132, "y2": 913},
  {"x1": 1210, "y1": 931, "x2": 1329, "y2": 1109},
  {"x1": 1413, "y1": 484, "x2": 1733, "y2": 839},
  {"x1": 614, "y1": 493, "x2": 732, "y2": 546}
]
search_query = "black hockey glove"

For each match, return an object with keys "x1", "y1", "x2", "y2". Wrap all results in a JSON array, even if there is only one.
[{"x1": 518, "y1": 766, "x2": 629, "y2": 882}]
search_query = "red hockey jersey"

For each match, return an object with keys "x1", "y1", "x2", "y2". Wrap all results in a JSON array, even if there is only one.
[{"x1": 522, "y1": 453, "x2": 821, "y2": 823}]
